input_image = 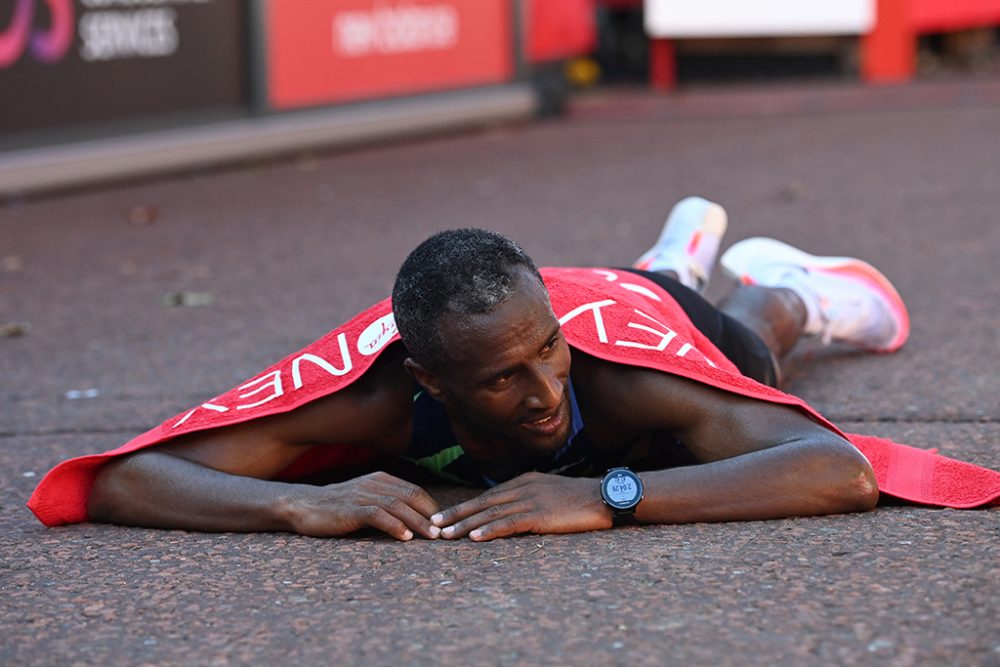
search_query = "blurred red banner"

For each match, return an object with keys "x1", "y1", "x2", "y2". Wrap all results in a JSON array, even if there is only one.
[{"x1": 265, "y1": 0, "x2": 513, "y2": 110}]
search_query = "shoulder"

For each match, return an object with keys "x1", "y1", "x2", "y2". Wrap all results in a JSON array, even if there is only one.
[
  {"x1": 569, "y1": 349, "x2": 844, "y2": 463},
  {"x1": 569, "y1": 349, "x2": 772, "y2": 433},
  {"x1": 288, "y1": 343, "x2": 414, "y2": 447},
  {"x1": 184, "y1": 343, "x2": 414, "y2": 454},
  {"x1": 569, "y1": 351, "x2": 707, "y2": 436},
  {"x1": 153, "y1": 344, "x2": 414, "y2": 479}
]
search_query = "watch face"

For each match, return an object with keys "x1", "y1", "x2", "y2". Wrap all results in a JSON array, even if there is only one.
[{"x1": 602, "y1": 469, "x2": 643, "y2": 510}]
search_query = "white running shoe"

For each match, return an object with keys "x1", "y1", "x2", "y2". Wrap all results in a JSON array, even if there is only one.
[
  {"x1": 633, "y1": 196, "x2": 728, "y2": 293},
  {"x1": 720, "y1": 237, "x2": 910, "y2": 353}
]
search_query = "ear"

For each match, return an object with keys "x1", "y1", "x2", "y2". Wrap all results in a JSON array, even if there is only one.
[{"x1": 403, "y1": 357, "x2": 448, "y2": 401}]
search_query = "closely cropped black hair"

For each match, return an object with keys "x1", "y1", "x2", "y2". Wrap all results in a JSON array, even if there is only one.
[{"x1": 392, "y1": 228, "x2": 544, "y2": 369}]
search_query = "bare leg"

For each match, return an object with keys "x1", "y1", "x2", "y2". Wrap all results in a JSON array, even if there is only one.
[
  {"x1": 646, "y1": 265, "x2": 805, "y2": 384},
  {"x1": 647, "y1": 266, "x2": 805, "y2": 361},
  {"x1": 718, "y1": 285, "x2": 807, "y2": 365}
]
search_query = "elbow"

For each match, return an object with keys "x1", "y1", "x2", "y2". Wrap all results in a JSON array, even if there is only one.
[
  {"x1": 821, "y1": 439, "x2": 880, "y2": 513},
  {"x1": 841, "y1": 458, "x2": 879, "y2": 513},
  {"x1": 854, "y1": 459, "x2": 880, "y2": 511}
]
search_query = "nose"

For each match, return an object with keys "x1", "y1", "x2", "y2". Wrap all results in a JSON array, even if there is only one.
[{"x1": 524, "y1": 363, "x2": 563, "y2": 411}]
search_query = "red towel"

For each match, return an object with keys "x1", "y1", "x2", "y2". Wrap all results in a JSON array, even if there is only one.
[{"x1": 27, "y1": 267, "x2": 999, "y2": 526}]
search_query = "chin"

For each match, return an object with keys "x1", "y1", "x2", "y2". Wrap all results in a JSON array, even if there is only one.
[{"x1": 517, "y1": 405, "x2": 574, "y2": 457}]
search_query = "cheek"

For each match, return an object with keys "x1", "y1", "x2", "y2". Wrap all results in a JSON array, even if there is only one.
[
  {"x1": 494, "y1": 392, "x2": 525, "y2": 422},
  {"x1": 465, "y1": 389, "x2": 522, "y2": 424}
]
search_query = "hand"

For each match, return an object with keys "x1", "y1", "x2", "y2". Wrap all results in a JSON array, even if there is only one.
[
  {"x1": 431, "y1": 472, "x2": 613, "y2": 541},
  {"x1": 289, "y1": 471, "x2": 442, "y2": 541}
]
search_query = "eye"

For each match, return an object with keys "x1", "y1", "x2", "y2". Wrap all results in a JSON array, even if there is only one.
[
  {"x1": 541, "y1": 334, "x2": 560, "y2": 354},
  {"x1": 490, "y1": 370, "x2": 515, "y2": 387}
]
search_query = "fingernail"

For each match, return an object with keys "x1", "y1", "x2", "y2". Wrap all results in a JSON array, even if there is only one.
[
  {"x1": 431, "y1": 513, "x2": 444, "y2": 525},
  {"x1": 470, "y1": 529, "x2": 482, "y2": 540},
  {"x1": 402, "y1": 529, "x2": 413, "y2": 541},
  {"x1": 429, "y1": 525, "x2": 441, "y2": 538},
  {"x1": 442, "y1": 526, "x2": 455, "y2": 537}
]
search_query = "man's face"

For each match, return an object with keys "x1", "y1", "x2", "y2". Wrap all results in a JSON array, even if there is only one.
[{"x1": 430, "y1": 268, "x2": 573, "y2": 464}]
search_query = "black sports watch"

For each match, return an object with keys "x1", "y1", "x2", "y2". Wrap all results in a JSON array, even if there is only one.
[{"x1": 600, "y1": 467, "x2": 644, "y2": 525}]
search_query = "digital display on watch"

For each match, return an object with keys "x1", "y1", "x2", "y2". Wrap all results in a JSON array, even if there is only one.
[{"x1": 601, "y1": 468, "x2": 644, "y2": 511}]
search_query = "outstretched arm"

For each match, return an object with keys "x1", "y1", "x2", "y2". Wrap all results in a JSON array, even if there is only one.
[
  {"x1": 88, "y1": 351, "x2": 442, "y2": 540},
  {"x1": 89, "y1": 451, "x2": 440, "y2": 540},
  {"x1": 621, "y1": 369, "x2": 879, "y2": 524},
  {"x1": 434, "y1": 365, "x2": 878, "y2": 540}
]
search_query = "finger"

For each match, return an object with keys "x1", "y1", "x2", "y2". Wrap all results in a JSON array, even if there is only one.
[
  {"x1": 468, "y1": 515, "x2": 533, "y2": 542},
  {"x1": 439, "y1": 500, "x2": 528, "y2": 540},
  {"x1": 362, "y1": 473, "x2": 442, "y2": 518},
  {"x1": 384, "y1": 480, "x2": 441, "y2": 519},
  {"x1": 442, "y1": 508, "x2": 534, "y2": 541},
  {"x1": 372, "y1": 493, "x2": 442, "y2": 540},
  {"x1": 354, "y1": 475, "x2": 441, "y2": 538},
  {"x1": 432, "y1": 487, "x2": 520, "y2": 528},
  {"x1": 359, "y1": 505, "x2": 416, "y2": 542}
]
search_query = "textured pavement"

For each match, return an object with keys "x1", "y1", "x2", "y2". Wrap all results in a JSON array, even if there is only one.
[{"x1": 2, "y1": 78, "x2": 999, "y2": 666}]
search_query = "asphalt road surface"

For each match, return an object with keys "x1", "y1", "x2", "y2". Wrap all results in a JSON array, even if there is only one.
[{"x1": 2, "y1": 78, "x2": 999, "y2": 666}]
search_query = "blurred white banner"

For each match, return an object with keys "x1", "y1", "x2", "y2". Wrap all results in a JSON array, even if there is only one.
[{"x1": 645, "y1": 0, "x2": 875, "y2": 37}]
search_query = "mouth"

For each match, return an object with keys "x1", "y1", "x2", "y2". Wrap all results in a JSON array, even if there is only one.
[{"x1": 519, "y1": 402, "x2": 567, "y2": 437}]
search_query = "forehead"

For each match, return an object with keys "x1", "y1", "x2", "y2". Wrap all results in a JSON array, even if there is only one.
[{"x1": 437, "y1": 270, "x2": 557, "y2": 372}]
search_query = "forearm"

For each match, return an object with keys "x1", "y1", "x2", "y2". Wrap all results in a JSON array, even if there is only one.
[
  {"x1": 88, "y1": 451, "x2": 302, "y2": 533},
  {"x1": 89, "y1": 449, "x2": 443, "y2": 540},
  {"x1": 634, "y1": 438, "x2": 878, "y2": 524}
]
